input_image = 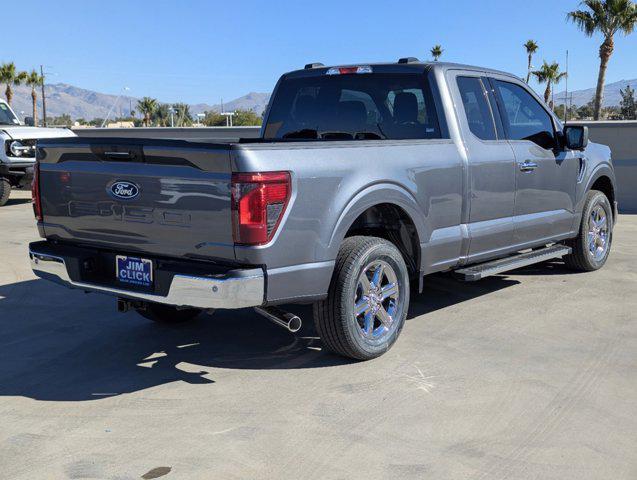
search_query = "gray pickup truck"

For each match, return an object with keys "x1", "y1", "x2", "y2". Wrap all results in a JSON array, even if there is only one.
[{"x1": 29, "y1": 59, "x2": 617, "y2": 360}]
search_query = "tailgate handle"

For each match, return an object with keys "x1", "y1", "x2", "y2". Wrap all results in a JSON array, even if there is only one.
[
  {"x1": 91, "y1": 145, "x2": 145, "y2": 162},
  {"x1": 104, "y1": 151, "x2": 133, "y2": 159}
]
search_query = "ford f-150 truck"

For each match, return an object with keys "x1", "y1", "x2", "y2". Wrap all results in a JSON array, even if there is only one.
[
  {"x1": 0, "y1": 99, "x2": 75, "y2": 206},
  {"x1": 29, "y1": 59, "x2": 617, "y2": 360}
]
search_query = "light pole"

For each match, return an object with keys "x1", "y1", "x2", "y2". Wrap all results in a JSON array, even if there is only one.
[
  {"x1": 564, "y1": 50, "x2": 569, "y2": 123},
  {"x1": 168, "y1": 106, "x2": 177, "y2": 128},
  {"x1": 221, "y1": 111, "x2": 235, "y2": 127},
  {"x1": 40, "y1": 65, "x2": 54, "y2": 127},
  {"x1": 101, "y1": 86, "x2": 130, "y2": 128}
]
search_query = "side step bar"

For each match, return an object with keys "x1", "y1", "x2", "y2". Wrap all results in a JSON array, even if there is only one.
[{"x1": 454, "y1": 245, "x2": 572, "y2": 281}]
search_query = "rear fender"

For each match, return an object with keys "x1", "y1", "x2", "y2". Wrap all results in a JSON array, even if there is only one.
[{"x1": 327, "y1": 183, "x2": 426, "y2": 267}]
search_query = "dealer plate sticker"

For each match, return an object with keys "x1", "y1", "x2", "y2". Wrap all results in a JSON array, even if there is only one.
[{"x1": 116, "y1": 256, "x2": 153, "y2": 288}]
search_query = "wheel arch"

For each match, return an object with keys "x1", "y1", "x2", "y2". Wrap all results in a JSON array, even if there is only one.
[
  {"x1": 328, "y1": 183, "x2": 426, "y2": 278},
  {"x1": 590, "y1": 175, "x2": 616, "y2": 218},
  {"x1": 584, "y1": 165, "x2": 617, "y2": 220}
]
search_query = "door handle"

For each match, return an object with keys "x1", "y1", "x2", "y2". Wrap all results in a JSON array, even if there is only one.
[{"x1": 518, "y1": 160, "x2": 538, "y2": 172}]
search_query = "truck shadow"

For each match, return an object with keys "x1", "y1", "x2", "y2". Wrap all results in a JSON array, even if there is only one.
[
  {"x1": 408, "y1": 260, "x2": 582, "y2": 318},
  {"x1": 407, "y1": 273, "x2": 519, "y2": 318},
  {"x1": 0, "y1": 279, "x2": 348, "y2": 402},
  {"x1": 0, "y1": 271, "x2": 525, "y2": 402},
  {"x1": 4, "y1": 197, "x2": 32, "y2": 206}
]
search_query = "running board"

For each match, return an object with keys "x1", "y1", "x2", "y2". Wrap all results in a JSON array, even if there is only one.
[{"x1": 454, "y1": 245, "x2": 572, "y2": 281}]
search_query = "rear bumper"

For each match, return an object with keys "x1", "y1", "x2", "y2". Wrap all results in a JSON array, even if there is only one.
[{"x1": 29, "y1": 242, "x2": 264, "y2": 310}]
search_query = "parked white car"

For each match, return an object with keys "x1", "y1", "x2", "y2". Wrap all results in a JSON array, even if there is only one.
[{"x1": 0, "y1": 100, "x2": 75, "y2": 206}]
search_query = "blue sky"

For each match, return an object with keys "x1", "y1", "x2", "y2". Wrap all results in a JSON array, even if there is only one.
[{"x1": 5, "y1": 0, "x2": 637, "y2": 104}]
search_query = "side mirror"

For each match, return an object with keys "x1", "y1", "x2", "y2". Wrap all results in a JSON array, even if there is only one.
[
  {"x1": 24, "y1": 116, "x2": 35, "y2": 126},
  {"x1": 564, "y1": 125, "x2": 588, "y2": 151}
]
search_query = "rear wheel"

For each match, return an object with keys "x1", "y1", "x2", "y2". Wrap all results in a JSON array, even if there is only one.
[
  {"x1": 313, "y1": 236, "x2": 410, "y2": 360},
  {"x1": 135, "y1": 302, "x2": 202, "y2": 324},
  {"x1": 563, "y1": 190, "x2": 613, "y2": 271},
  {"x1": 0, "y1": 177, "x2": 11, "y2": 206}
]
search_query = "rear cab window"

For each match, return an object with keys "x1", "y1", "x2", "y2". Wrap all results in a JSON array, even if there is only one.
[{"x1": 263, "y1": 70, "x2": 442, "y2": 141}]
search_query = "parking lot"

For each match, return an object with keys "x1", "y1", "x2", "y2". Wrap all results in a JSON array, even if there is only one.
[{"x1": 1, "y1": 189, "x2": 636, "y2": 479}]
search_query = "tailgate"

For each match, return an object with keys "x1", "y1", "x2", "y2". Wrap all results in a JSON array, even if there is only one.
[{"x1": 37, "y1": 137, "x2": 236, "y2": 261}]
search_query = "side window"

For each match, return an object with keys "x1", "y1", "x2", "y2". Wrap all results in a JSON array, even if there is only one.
[
  {"x1": 493, "y1": 80, "x2": 556, "y2": 149},
  {"x1": 456, "y1": 76, "x2": 497, "y2": 140}
]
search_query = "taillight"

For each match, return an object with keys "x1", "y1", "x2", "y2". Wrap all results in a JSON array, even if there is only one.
[
  {"x1": 231, "y1": 171, "x2": 291, "y2": 245},
  {"x1": 32, "y1": 162, "x2": 42, "y2": 221}
]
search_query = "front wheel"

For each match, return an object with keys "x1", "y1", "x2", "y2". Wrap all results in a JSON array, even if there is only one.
[
  {"x1": 135, "y1": 302, "x2": 203, "y2": 324},
  {"x1": 313, "y1": 236, "x2": 410, "y2": 360},
  {"x1": 563, "y1": 190, "x2": 613, "y2": 271}
]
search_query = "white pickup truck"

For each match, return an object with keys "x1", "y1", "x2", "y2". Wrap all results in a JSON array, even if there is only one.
[{"x1": 0, "y1": 99, "x2": 75, "y2": 206}]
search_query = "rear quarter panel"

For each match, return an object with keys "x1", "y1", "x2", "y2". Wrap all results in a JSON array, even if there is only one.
[{"x1": 232, "y1": 139, "x2": 463, "y2": 302}]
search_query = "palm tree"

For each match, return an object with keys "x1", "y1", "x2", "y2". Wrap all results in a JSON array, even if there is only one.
[
  {"x1": 568, "y1": 0, "x2": 637, "y2": 120},
  {"x1": 532, "y1": 61, "x2": 567, "y2": 107},
  {"x1": 153, "y1": 103, "x2": 170, "y2": 127},
  {"x1": 172, "y1": 103, "x2": 192, "y2": 126},
  {"x1": 0, "y1": 62, "x2": 27, "y2": 105},
  {"x1": 430, "y1": 45, "x2": 444, "y2": 61},
  {"x1": 136, "y1": 97, "x2": 158, "y2": 127},
  {"x1": 524, "y1": 40, "x2": 539, "y2": 83},
  {"x1": 25, "y1": 70, "x2": 43, "y2": 126}
]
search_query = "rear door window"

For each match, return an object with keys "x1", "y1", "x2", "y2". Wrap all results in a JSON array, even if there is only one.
[
  {"x1": 264, "y1": 73, "x2": 441, "y2": 141},
  {"x1": 456, "y1": 76, "x2": 497, "y2": 141}
]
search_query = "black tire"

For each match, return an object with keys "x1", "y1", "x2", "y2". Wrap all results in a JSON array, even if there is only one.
[
  {"x1": 313, "y1": 236, "x2": 410, "y2": 360},
  {"x1": 0, "y1": 177, "x2": 11, "y2": 207},
  {"x1": 563, "y1": 190, "x2": 613, "y2": 272},
  {"x1": 135, "y1": 302, "x2": 202, "y2": 324}
]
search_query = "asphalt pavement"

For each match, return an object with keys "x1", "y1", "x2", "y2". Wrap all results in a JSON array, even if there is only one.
[{"x1": 1, "y1": 189, "x2": 636, "y2": 479}]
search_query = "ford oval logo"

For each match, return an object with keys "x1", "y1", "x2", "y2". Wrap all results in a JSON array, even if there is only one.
[{"x1": 110, "y1": 181, "x2": 140, "y2": 200}]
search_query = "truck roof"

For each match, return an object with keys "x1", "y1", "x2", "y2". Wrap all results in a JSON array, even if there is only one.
[{"x1": 286, "y1": 60, "x2": 521, "y2": 82}]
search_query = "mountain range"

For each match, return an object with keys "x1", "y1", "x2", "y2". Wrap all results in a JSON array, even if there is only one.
[
  {"x1": 555, "y1": 78, "x2": 637, "y2": 107},
  {"x1": 8, "y1": 83, "x2": 271, "y2": 121},
  {"x1": 5, "y1": 77, "x2": 635, "y2": 121}
]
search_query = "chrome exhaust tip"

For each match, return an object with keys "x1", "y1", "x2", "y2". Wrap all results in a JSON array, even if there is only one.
[{"x1": 254, "y1": 306, "x2": 302, "y2": 333}]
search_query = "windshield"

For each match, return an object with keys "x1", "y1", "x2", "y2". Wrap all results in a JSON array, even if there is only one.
[
  {"x1": 0, "y1": 102, "x2": 20, "y2": 126},
  {"x1": 264, "y1": 73, "x2": 441, "y2": 141}
]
